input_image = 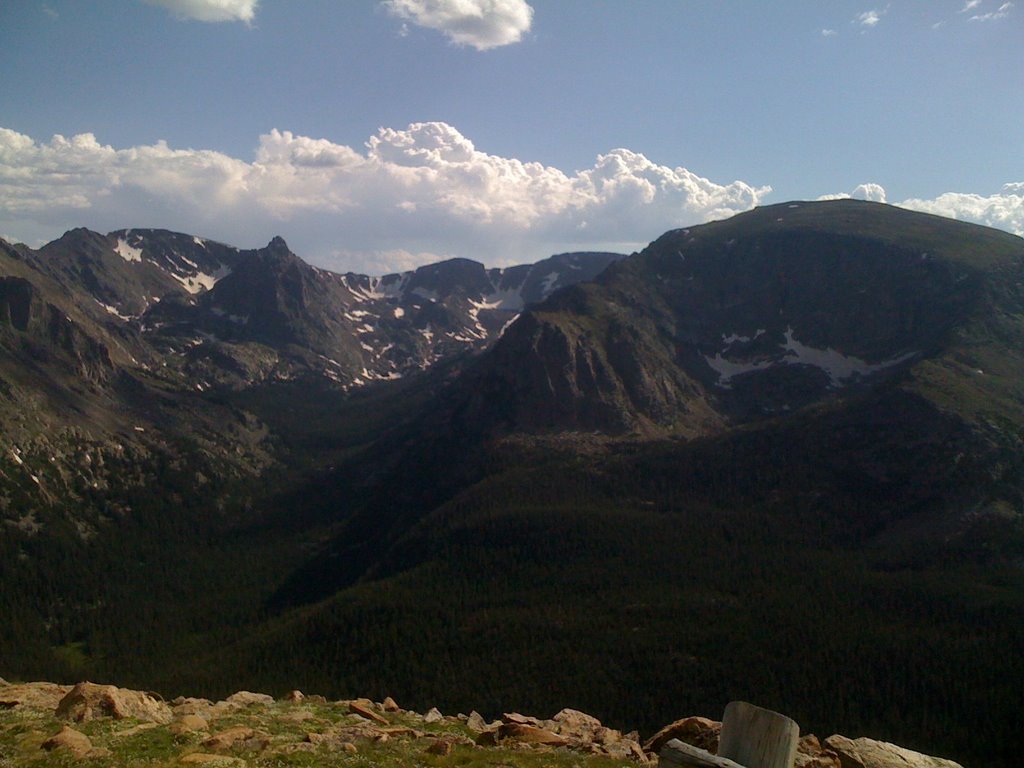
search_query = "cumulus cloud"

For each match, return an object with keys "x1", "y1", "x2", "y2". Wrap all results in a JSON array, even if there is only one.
[
  {"x1": 382, "y1": 0, "x2": 533, "y2": 50},
  {"x1": 901, "y1": 183, "x2": 1024, "y2": 235},
  {"x1": 0, "y1": 123, "x2": 770, "y2": 271},
  {"x1": 142, "y1": 0, "x2": 258, "y2": 24},
  {"x1": 819, "y1": 182, "x2": 1024, "y2": 236}
]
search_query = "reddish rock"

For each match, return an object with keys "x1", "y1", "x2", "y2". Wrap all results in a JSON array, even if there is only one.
[
  {"x1": 283, "y1": 690, "x2": 304, "y2": 702},
  {"x1": 381, "y1": 696, "x2": 400, "y2": 712},
  {"x1": 475, "y1": 728, "x2": 500, "y2": 747},
  {"x1": 643, "y1": 716, "x2": 721, "y2": 755},
  {"x1": 202, "y1": 725, "x2": 269, "y2": 752},
  {"x1": 499, "y1": 722, "x2": 569, "y2": 746},
  {"x1": 41, "y1": 725, "x2": 93, "y2": 758},
  {"x1": 552, "y1": 708, "x2": 603, "y2": 732},
  {"x1": 796, "y1": 734, "x2": 842, "y2": 768},
  {"x1": 169, "y1": 714, "x2": 210, "y2": 735},
  {"x1": 426, "y1": 738, "x2": 454, "y2": 756},
  {"x1": 224, "y1": 691, "x2": 274, "y2": 707},
  {"x1": 0, "y1": 682, "x2": 72, "y2": 710},
  {"x1": 56, "y1": 681, "x2": 172, "y2": 724},
  {"x1": 349, "y1": 698, "x2": 388, "y2": 724}
]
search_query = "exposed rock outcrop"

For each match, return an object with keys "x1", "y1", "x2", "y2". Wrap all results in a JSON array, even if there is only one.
[{"x1": 55, "y1": 681, "x2": 172, "y2": 724}]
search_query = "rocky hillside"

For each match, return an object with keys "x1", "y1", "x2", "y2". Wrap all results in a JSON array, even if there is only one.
[
  {"x1": 0, "y1": 678, "x2": 964, "y2": 768},
  {"x1": 450, "y1": 200, "x2": 1024, "y2": 437},
  {"x1": 0, "y1": 229, "x2": 621, "y2": 513}
]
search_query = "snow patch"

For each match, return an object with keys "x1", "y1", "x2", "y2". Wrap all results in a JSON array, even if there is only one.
[
  {"x1": 540, "y1": 271, "x2": 560, "y2": 296},
  {"x1": 721, "y1": 329, "x2": 766, "y2": 345},
  {"x1": 193, "y1": 236, "x2": 206, "y2": 248},
  {"x1": 114, "y1": 238, "x2": 143, "y2": 263},
  {"x1": 706, "y1": 326, "x2": 917, "y2": 388},
  {"x1": 393, "y1": 306, "x2": 405, "y2": 318},
  {"x1": 95, "y1": 299, "x2": 132, "y2": 321},
  {"x1": 480, "y1": 287, "x2": 524, "y2": 312},
  {"x1": 171, "y1": 263, "x2": 232, "y2": 294}
]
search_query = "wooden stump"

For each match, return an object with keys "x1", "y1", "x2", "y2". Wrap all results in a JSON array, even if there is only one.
[{"x1": 717, "y1": 701, "x2": 798, "y2": 768}]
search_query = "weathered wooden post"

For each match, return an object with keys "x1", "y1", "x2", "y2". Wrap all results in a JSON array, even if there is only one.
[
  {"x1": 718, "y1": 702, "x2": 798, "y2": 768},
  {"x1": 659, "y1": 701, "x2": 799, "y2": 768}
]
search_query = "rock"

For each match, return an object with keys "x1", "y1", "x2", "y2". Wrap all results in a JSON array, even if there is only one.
[
  {"x1": 309, "y1": 723, "x2": 389, "y2": 746},
  {"x1": 0, "y1": 681, "x2": 72, "y2": 710},
  {"x1": 423, "y1": 706, "x2": 444, "y2": 723},
  {"x1": 56, "y1": 681, "x2": 172, "y2": 724},
  {"x1": 466, "y1": 711, "x2": 489, "y2": 732},
  {"x1": 824, "y1": 735, "x2": 964, "y2": 768},
  {"x1": 601, "y1": 739, "x2": 649, "y2": 762},
  {"x1": 41, "y1": 725, "x2": 94, "y2": 758},
  {"x1": 0, "y1": 676, "x2": 7, "y2": 685},
  {"x1": 172, "y1": 697, "x2": 214, "y2": 717},
  {"x1": 381, "y1": 696, "x2": 400, "y2": 712},
  {"x1": 552, "y1": 708, "x2": 603, "y2": 732},
  {"x1": 179, "y1": 754, "x2": 247, "y2": 766},
  {"x1": 343, "y1": 742, "x2": 358, "y2": 754},
  {"x1": 305, "y1": 694, "x2": 328, "y2": 704},
  {"x1": 475, "y1": 728, "x2": 500, "y2": 747},
  {"x1": 426, "y1": 738, "x2": 454, "y2": 756},
  {"x1": 169, "y1": 715, "x2": 211, "y2": 734},
  {"x1": 202, "y1": 726, "x2": 269, "y2": 752},
  {"x1": 643, "y1": 716, "x2": 721, "y2": 755},
  {"x1": 379, "y1": 725, "x2": 426, "y2": 739},
  {"x1": 796, "y1": 734, "x2": 842, "y2": 768},
  {"x1": 224, "y1": 691, "x2": 274, "y2": 707},
  {"x1": 349, "y1": 698, "x2": 389, "y2": 724},
  {"x1": 503, "y1": 711, "x2": 544, "y2": 727},
  {"x1": 499, "y1": 722, "x2": 569, "y2": 746},
  {"x1": 282, "y1": 690, "x2": 304, "y2": 702}
]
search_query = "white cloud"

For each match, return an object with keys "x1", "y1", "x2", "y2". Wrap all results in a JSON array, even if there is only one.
[
  {"x1": 142, "y1": 0, "x2": 258, "y2": 24},
  {"x1": 0, "y1": 123, "x2": 770, "y2": 272},
  {"x1": 901, "y1": 183, "x2": 1024, "y2": 235},
  {"x1": 821, "y1": 28, "x2": 837, "y2": 37},
  {"x1": 852, "y1": 183, "x2": 887, "y2": 202},
  {"x1": 854, "y1": 9, "x2": 883, "y2": 27},
  {"x1": 971, "y1": 1, "x2": 1014, "y2": 20},
  {"x1": 819, "y1": 182, "x2": 1023, "y2": 236},
  {"x1": 959, "y1": 0, "x2": 983, "y2": 12},
  {"x1": 382, "y1": 0, "x2": 533, "y2": 50}
]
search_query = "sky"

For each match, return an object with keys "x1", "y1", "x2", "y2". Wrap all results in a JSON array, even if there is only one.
[{"x1": 1, "y1": 0, "x2": 1021, "y2": 274}]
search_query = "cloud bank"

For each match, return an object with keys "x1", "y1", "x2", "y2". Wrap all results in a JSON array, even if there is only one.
[
  {"x1": 0, "y1": 123, "x2": 769, "y2": 272},
  {"x1": 142, "y1": 0, "x2": 258, "y2": 24},
  {"x1": 382, "y1": 0, "x2": 533, "y2": 50},
  {"x1": 820, "y1": 183, "x2": 1024, "y2": 236}
]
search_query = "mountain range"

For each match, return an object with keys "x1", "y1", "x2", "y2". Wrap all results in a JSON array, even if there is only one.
[{"x1": 1, "y1": 200, "x2": 1022, "y2": 768}]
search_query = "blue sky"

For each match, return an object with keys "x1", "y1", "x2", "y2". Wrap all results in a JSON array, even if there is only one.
[{"x1": 1, "y1": 0, "x2": 1021, "y2": 272}]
